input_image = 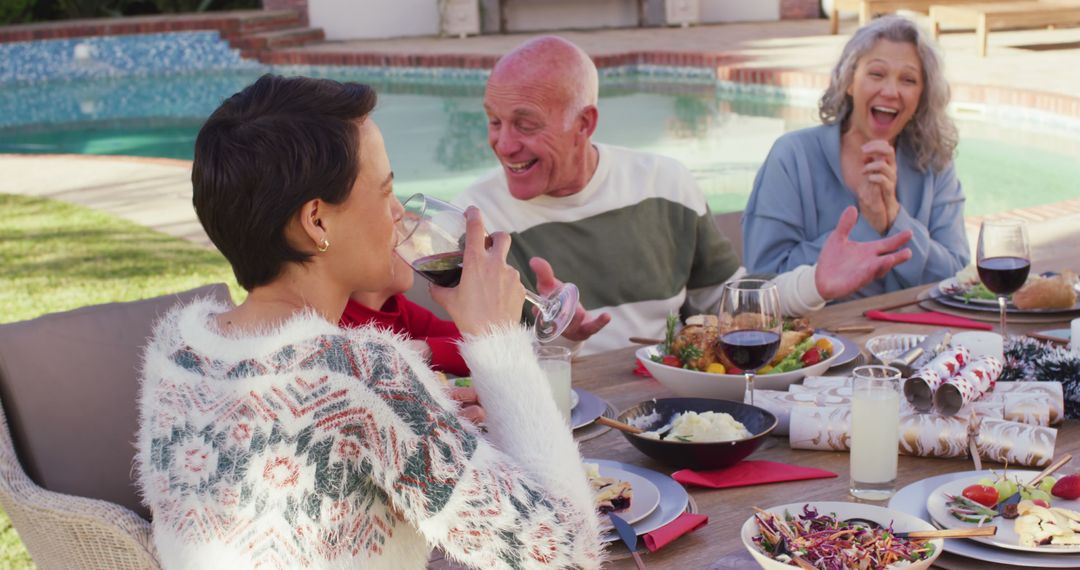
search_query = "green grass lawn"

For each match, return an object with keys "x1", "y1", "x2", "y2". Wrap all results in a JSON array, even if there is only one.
[{"x1": 1, "y1": 192, "x2": 244, "y2": 568}]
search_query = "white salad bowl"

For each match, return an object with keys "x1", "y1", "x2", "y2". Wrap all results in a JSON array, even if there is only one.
[
  {"x1": 635, "y1": 333, "x2": 844, "y2": 400},
  {"x1": 741, "y1": 501, "x2": 943, "y2": 570}
]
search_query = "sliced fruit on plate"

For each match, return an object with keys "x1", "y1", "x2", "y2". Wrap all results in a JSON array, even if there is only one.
[{"x1": 1015, "y1": 501, "x2": 1080, "y2": 547}]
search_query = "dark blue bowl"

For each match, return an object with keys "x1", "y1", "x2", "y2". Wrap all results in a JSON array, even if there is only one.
[{"x1": 617, "y1": 398, "x2": 777, "y2": 470}]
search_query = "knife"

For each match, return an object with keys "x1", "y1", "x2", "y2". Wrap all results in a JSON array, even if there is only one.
[
  {"x1": 608, "y1": 512, "x2": 646, "y2": 570},
  {"x1": 885, "y1": 329, "x2": 951, "y2": 377},
  {"x1": 998, "y1": 453, "x2": 1072, "y2": 515}
]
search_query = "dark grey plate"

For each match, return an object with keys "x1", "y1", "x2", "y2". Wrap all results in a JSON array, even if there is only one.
[
  {"x1": 570, "y1": 388, "x2": 605, "y2": 430},
  {"x1": 826, "y1": 333, "x2": 861, "y2": 370},
  {"x1": 590, "y1": 458, "x2": 690, "y2": 542}
]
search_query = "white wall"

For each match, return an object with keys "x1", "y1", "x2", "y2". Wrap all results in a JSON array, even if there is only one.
[
  {"x1": 505, "y1": 0, "x2": 779, "y2": 31},
  {"x1": 699, "y1": 0, "x2": 779, "y2": 23},
  {"x1": 309, "y1": 0, "x2": 779, "y2": 40},
  {"x1": 505, "y1": 0, "x2": 638, "y2": 32},
  {"x1": 309, "y1": 0, "x2": 440, "y2": 40}
]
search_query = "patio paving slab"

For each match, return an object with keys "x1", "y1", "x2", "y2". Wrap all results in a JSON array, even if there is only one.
[{"x1": 279, "y1": 17, "x2": 1080, "y2": 99}]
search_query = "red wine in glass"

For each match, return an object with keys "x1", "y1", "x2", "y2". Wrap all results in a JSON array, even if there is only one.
[
  {"x1": 718, "y1": 330, "x2": 781, "y2": 371},
  {"x1": 717, "y1": 279, "x2": 782, "y2": 407},
  {"x1": 413, "y1": 252, "x2": 464, "y2": 288},
  {"x1": 977, "y1": 256, "x2": 1030, "y2": 295},
  {"x1": 394, "y1": 193, "x2": 579, "y2": 342},
  {"x1": 976, "y1": 219, "x2": 1030, "y2": 339}
]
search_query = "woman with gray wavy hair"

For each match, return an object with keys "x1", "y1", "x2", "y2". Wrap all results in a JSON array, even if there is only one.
[{"x1": 742, "y1": 15, "x2": 969, "y2": 299}]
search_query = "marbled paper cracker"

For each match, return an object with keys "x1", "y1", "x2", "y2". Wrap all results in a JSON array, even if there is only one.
[
  {"x1": 788, "y1": 406, "x2": 1055, "y2": 467},
  {"x1": 975, "y1": 418, "x2": 1057, "y2": 468}
]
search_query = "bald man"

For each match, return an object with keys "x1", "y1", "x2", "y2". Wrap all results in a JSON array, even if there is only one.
[{"x1": 454, "y1": 36, "x2": 914, "y2": 355}]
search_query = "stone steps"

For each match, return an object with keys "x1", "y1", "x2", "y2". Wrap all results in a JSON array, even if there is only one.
[
  {"x1": 233, "y1": 26, "x2": 325, "y2": 55},
  {"x1": 0, "y1": 9, "x2": 326, "y2": 64}
]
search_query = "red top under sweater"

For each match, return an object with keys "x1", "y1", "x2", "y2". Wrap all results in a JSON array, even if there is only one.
[{"x1": 340, "y1": 294, "x2": 469, "y2": 376}]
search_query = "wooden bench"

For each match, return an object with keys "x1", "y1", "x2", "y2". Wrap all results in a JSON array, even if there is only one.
[
  {"x1": 929, "y1": 1, "x2": 1080, "y2": 57},
  {"x1": 829, "y1": 0, "x2": 1013, "y2": 34}
]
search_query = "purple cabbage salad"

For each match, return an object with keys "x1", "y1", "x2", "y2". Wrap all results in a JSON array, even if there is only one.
[{"x1": 752, "y1": 505, "x2": 936, "y2": 569}]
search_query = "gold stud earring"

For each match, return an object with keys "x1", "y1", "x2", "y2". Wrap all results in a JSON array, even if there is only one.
[{"x1": 317, "y1": 238, "x2": 330, "y2": 253}]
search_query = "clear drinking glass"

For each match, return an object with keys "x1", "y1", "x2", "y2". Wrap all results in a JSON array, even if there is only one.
[
  {"x1": 976, "y1": 219, "x2": 1030, "y2": 340},
  {"x1": 394, "y1": 193, "x2": 579, "y2": 342},
  {"x1": 849, "y1": 365, "x2": 901, "y2": 501},
  {"x1": 536, "y1": 346, "x2": 572, "y2": 425},
  {"x1": 716, "y1": 279, "x2": 782, "y2": 407}
]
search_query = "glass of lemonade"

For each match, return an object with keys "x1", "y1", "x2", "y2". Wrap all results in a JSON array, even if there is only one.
[
  {"x1": 849, "y1": 365, "x2": 901, "y2": 501},
  {"x1": 536, "y1": 346, "x2": 572, "y2": 425}
]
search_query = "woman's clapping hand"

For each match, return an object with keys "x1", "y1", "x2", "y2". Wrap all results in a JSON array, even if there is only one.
[{"x1": 856, "y1": 139, "x2": 900, "y2": 235}]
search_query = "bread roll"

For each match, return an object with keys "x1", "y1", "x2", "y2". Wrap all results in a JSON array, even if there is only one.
[{"x1": 1012, "y1": 271, "x2": 1078, "y2": 310}]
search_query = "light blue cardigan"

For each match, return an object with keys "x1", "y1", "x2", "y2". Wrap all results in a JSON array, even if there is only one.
[{"x1": 742, "y1": 123, "x2": 970, "y2": 299}]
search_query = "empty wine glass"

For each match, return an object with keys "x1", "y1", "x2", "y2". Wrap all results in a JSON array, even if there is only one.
[
  {"x1": 394, "y1": 193, "x2": 579, "y2": 342},
  {"x1": 716, "y1": 279, "x2": 783, "y2": 406},
  {"x1": 976, "y1": 219, "x2": 1030, "y2": 339}
]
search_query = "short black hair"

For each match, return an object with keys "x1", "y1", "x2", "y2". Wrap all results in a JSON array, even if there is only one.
[{"x1": 192, "y1": 74, "x2": 377, "y2": 290}]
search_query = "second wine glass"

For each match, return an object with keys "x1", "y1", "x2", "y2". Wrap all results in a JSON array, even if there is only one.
[
  {"x1": 394, "y1": 193, "x2": 579, "y2": 342},
  {"x1": 976, "y1": 219, "x2": 1030, "y2": 339},
  {"x1": 716, "y1": 279, "x2": 783, "y2": 407}
]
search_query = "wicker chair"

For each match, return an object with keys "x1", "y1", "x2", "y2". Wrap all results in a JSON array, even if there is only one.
[{"x1": 0, "y1": 284, "x2": 233, "y2": 569}]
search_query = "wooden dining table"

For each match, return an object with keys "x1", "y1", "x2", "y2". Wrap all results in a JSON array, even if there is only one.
[{"x1": 431, "y1": 250, "x2": 1080, "y2": 569}]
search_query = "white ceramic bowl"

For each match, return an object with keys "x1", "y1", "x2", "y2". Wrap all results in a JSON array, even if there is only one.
[
  {"x1": 741, "y1": 501, "x2": 943, "y2": 570},
  {"x1": 635, "y1": 333, "x2": 844, "y2": 400}
]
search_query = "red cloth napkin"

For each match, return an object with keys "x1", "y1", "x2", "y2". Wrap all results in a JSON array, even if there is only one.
[
  {"x1": 864, "y1": 310, "x2": 993, "y2": 331},
  {"x1": 633, "y1": 358, "x2": 653, "y2": 378},
  {"x1": 642, "y1": 512, "x2": 708, "y2": 552},
  {"x1": 671, "y1": 460, "x2": 837, "y2": 489}
]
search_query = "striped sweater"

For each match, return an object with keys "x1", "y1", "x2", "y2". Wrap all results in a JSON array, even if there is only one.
[
  {"x1": 135, "y1": 299, "x2": 605, "y2": 569},
  {"x1": 455, "y1": 143, "x2": 825, "y2": 355}
]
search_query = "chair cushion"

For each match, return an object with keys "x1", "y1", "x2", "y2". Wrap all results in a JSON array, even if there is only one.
[{"x1": 0, "y1": 284, "x2": 233, "y2": 520}]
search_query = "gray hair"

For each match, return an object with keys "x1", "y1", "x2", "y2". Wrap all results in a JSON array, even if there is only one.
[{"x1": 819, "y1": 15, "x2": 957, "y2": 173}]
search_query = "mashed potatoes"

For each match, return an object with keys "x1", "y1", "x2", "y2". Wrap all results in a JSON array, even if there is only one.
[{"x1": 640, "y1": 411, "x2": 751, "y2": 442}]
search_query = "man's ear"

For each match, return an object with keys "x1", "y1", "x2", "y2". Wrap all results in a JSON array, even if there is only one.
[{"x1": 578, "y1": 105, "x2": 599, "y2": 139}]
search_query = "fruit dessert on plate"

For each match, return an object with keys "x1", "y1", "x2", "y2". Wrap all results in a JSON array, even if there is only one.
[{"x1": 584, "y1": 462, "x2": 633, "y2": 514}]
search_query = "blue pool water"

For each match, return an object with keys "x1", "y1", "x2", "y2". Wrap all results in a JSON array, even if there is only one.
[{"x1": 2, "y1": 67, "x2": 1079, "y2": 216}]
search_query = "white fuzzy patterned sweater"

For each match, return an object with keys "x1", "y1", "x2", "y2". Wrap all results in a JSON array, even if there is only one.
[{"x1": 135, "y1": 299, "x2": 605, "y2": 569}]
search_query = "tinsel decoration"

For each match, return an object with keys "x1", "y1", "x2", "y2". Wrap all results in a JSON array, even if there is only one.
[{"x1": 1002, "y1": 337, "x2": 1080, "y2": 419}]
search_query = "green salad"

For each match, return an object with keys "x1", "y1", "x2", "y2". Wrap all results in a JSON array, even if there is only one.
[{"x1": 961, "y1": 282, "x2": 998, "y2": 303}]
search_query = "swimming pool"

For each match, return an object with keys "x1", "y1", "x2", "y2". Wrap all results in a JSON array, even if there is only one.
[{"x1": 2, "y1": 67, "x2": 1079, "y2": 216}]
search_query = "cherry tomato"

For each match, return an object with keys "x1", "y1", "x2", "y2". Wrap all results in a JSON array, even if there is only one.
[
  {"x1": 661, "y1": 355, "x2": 682, "y2": 368},
  {"x1": 962, "y1": 484, "x2": 999, "y2": 508},
  {"x1": 801, "y1": 347, "x2": 823, "y2": 366},
  {"x1": 727, "y1": 365, "x2": 743, "y2": 374}
]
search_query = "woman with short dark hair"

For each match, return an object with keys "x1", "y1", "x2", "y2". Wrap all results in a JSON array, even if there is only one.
[
  {"x1": 742, "y1": 15, "x2": 969, "y2": 299},
  {"x1": 135, "y1": 74, "x2": 604, "y2": 569}
]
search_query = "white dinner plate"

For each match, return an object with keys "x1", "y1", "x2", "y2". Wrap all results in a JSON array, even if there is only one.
[
  {"x1": 594, "y1": 466, "x2": 660, "y2": 531},
  {"x1": 926, "y1": 471, "x2": 1080, "y2": 554},
  {"x1": 890, "y1": 470, "x2": 1080, "y2": 567},
  {"x1": 740, "y1": 501, "x2": 942, "y2": 569},
  {"x1": 588, "y1": 459, "x2": 689, "y2": 542}
]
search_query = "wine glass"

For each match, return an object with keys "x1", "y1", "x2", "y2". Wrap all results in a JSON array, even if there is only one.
[
  {"x1": 716, "y1": 279, "x2": 782, "y2": 407},
  {"x1": 976, "y1": 219, "x2": 1030, "y2": 339},
  {"x1": 394, "y1": 193, "x2": 579, "y2": 342}
]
